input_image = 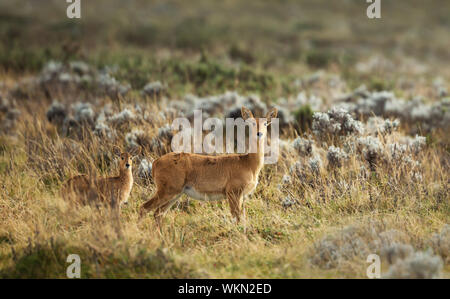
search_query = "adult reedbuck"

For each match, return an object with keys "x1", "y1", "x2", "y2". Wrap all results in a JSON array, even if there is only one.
[
  {"x1": 140, "y1": 107, "x2": 277, "y2": 227},
  {"x1": 63, "y1": 146, "x2": 141, "y2": 210}
]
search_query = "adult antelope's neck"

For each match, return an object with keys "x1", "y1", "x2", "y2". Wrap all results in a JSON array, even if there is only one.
[
  {"x1": 119, "y1": 167, "x2": 132, "y2": 179},
  {"x1": 248, "y1": 138, "x2": 265, "y2": 172}
]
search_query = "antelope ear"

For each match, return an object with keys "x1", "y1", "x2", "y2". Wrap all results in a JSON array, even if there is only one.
[
  {"x1": 266, "y1": 107, "x2": 278, "y2": 120},
  {"x1": 130, "y1": 146, "x2": 141, "y2": 157},
  {"x1": 112, "y1": 146, "x2": 122, "y2": 157},
  {"x1": 241, "y1": 107, "x2": 254, "y2": 120}
]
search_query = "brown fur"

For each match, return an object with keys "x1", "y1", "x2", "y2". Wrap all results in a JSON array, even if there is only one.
[
  {"x1": 63, "y1": 147, "x2": 140, "y2": 209},
  {"x1": 140, "y1": 107, "x2": 278, "y2": 227}
]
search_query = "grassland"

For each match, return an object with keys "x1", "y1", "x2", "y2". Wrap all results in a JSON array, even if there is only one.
[{"x1": 0, "y1": 0, "x2": 448, "y2": 278}]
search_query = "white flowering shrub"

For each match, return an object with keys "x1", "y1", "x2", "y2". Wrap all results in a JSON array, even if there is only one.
[
  {"x1": 168, "y1": 91, "x2": 269, "y2": 122},
  {"x1": 157, "y1": 124, "x2": 173, "y2": 141},
  {"x1": 55, "y1": 101, "x2": 96, "y2": 136},
  {"x1": 366, "y1": 116, "x2": 400, "y2": 135},
  {"x1": 72, "y1": 102, "x2": 95, "y2": 125},
  {"x1": 308, "y1": 156, "x2": 322, "y2": 175},
  {"x1": 281, "y1": 196, "x2": 296, "y2": 208},
  {"x1": 145, "y1": 124, "x2": 174, "y2": 155},
  {"x1": 399, "y1": 135, "x2": 427, "y2": 154},
  {"x1": 326, "y1": 146, "x2": 348, "y2": 168},
  {"x1": 97, "y1": 73, "x2": 131, "y2": 98},
  {"x1": 141, "y1": 81, "x2": 164, "y2": 97},
  {"x1": 312, "y1": 108, "x2": 364, "y2": 139},
  {"x1": 356, "y1": 136, "x2": 383, "y2": 169},
  {"x1": 38, "y1": 61, "x2": 130, "y2": 98},
  {"x1": 383, "y1": 250, "x2": 443, "y2": 279},
  {"x1": 430, "y1": 224, "x2": 450, "y2": 264},
  {"x1": 109, "y1": 108, "x2": 136, "y2": 126},
  {"x1": 125, "y1": 129, "x2": 144, "y2": 149},
  {"x1": 125, "y1": 128, "x2": 152, "y2": 150},
  {"x1": 0, "y1": 96, "x2": 21, "y2": 133},
  {"x1": 94, "y1": 120, "x2": 114, "y2": 140},
  {"x1": 285, "y1": 156, "x2": 323, "y2": 189},
  {"x1": 292, "y1": 137, "x2": 314, "y2": 156},
  {"x1": 310, "y1": 220, "x2": 444, "y2": 278},
  {"x1": 356, "y1": 91, "x2": 393, "y2": 116},
  {"x1": 289, "y1": 161, "x2": 306, "y2": 180},
  {"x1": 46, "y1": 100, "x2": 67, "y2": 127},
  {"x1": 433, "y1": 77, "x2": 448, "y2": 98},
  {"x1": 69, "y1": 61, "x2": 90, "y2": 75},
  {"x1": 45, "y1": 101, "x2": 141, "y2": 140},
  {"x1": 310, "y1": 226, "x2": 371, "y2": 269},
  {"x1": 310, "y1": 224, "x2": 412, "y2": 270},
  {"x1": 281, "y1": 174, "x2": 292, "y2": 185},
  {"x1": 39, "y1": 61, "x2": 64, "y2": 84},
  {"x1": 295, "y1": 92, "x2": 323, "y2": 111},
  {"x1": 381, "y1": 243, "x2": 414, "y2": 265},
  {"x1": 138, "y1": 158, "x2": 153, "y2": 179},
  {"x1": 339, "y1": 86, "x2": 450, "y2": 132},
  {"x1": 387, "y1": 142, "x2": 408, "y2": 160}
]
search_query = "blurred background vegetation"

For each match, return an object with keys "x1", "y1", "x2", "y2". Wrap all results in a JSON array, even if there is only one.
[{"x1": 1, "y1": 0, "x2": 449, "y2": 97}]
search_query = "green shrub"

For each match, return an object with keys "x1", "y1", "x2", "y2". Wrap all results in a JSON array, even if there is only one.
[
  {"x1": 174, "y1": 18, "x2": 228, "y2": 50},
  {"x1": 368, "y1": 77, "x2": 395, "y2": 92},
  {"x1": 96, "y1": 52, "x2": 276, "y2": 95},
  {"x1": 293, "y1": 105, "x2": 314, "y2": 133},
  {"x1": 121, "y1": 24, "x2": 160, "y2": 47},
  {"x1": 305, "y1": 51, "x2": 336, "y2": 69},
  {"x1": 1, "y1": 239, "x2": 200, "y2": 278},
  {"x1": 229, "y1": 45, "x2": 255, "y2": 64},
  {"x1": 0, "y1": 44, "x2": 48, "y2": 72}
]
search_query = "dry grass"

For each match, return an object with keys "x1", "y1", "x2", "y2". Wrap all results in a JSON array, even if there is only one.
[
  {"x1": 0, "y1": 80, "x2": 448, "y2": 278},
  {"x1": 0, "y1": 0, "x2": 449, "y2": 279}
]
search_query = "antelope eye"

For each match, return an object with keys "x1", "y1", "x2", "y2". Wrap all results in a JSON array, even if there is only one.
[{"x1": 121, "y1": 157, "x2": 124, "y2": 160}]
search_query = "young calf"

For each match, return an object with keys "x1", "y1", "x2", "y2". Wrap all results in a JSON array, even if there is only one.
[{"x1": 63, "y1": 146, "x2": 140, "y2": 210}]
